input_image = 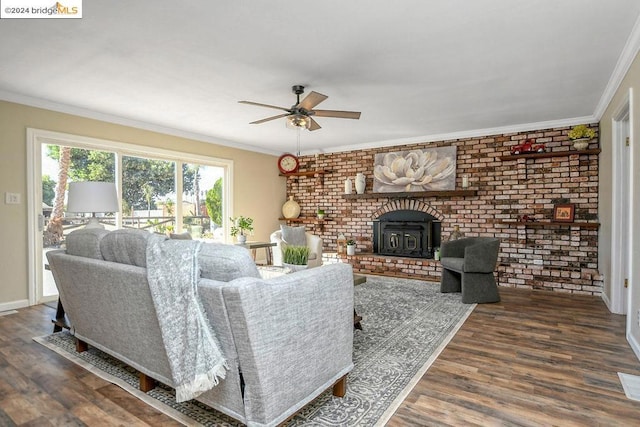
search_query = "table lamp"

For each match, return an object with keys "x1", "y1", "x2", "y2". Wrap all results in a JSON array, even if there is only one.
[{"x1": 66, "y1": 181, "x2": 119, "y2": 229}]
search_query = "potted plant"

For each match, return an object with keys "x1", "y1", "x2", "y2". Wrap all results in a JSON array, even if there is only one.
[
  {"x1": 346, "y1": 239, "x2": 356, "y2": 255},
  {"x1": 230, "y1": 216, "x2": 253, "y2": 244},
  {"x1": 317, "y1": 208, "x2": 325, "y2": 220},
  {"x1": 282, "y1": 245, "x2": 309, "y2": 272},
  {"x1": 568, "y1": 125, "x2": 596, "y2": 150}
]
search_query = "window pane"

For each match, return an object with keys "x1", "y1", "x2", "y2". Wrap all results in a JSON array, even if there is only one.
[
  {"x1": 122, "y1": 155, "x2": 176, "y2": 233},
  {"x1": 182, "y1": 163, "x2": 225, "y2": 241}
]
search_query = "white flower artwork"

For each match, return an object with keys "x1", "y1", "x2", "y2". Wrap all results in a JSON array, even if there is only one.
[{"x1": 373, "y1": 147, "x2": 457, "y2": 192}]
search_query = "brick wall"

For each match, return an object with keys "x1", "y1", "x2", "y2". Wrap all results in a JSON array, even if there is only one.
[{"x1": 284, "y1": 124, "x2": 602, "y2": 295}]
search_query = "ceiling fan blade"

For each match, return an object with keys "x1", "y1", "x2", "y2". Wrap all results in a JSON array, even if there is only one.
[
  {"x1": 239, "y1": 100, "x2": 291, "y2": 113},
  {"x1": 308, "y1": 117, "x2": 322, "y2": 131},
  {"x1": 298, "y1": 91, "x2": 328, "y2": 110},
  {"x1": 312, "y1": 109, "x2": 361, "y2": 120},
  {"x1": 249, "y1": 113, "x2": 289, "y2": 124}
]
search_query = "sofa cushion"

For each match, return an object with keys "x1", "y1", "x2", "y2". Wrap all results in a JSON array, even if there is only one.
[
  {"x1": 100, "y1": 229, "x2": 154, "y2": 267},
  {"x1": 441, "y1": 257, "x2": 464, "y2": 272},
  {"x1": 199, "y1": 243, "x2": 261, "y2": 282},
  {"x1": 65, "y1": 228, "x2": 109, "y2": 259},
  {"x1": 280, "y1": 225, "x2": 306, "y2": 247}
]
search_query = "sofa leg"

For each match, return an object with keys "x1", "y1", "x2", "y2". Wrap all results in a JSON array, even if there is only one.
[
  {"x1": 332, "y1": 375, "x2": 347, "y2": 397},
  {"x1": 75, "y1": 338, "x2": 88, "y2": 353},
  {"x1": 139, "y1": 373, "x2": 156, "y2": 392}
]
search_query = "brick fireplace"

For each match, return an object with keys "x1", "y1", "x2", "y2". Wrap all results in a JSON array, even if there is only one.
[{"x1": 283, "y1": 124, "x2": 603, "y2": 295}]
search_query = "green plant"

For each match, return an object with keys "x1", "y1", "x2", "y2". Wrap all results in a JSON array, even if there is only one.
[
  {"x1": 283, "y1": 245, "x2": 309, "y2": 265},
  {"x1": 230, "y1": 216, "x2": 253, "y2": 237},
  {"x1": 568, "y1": 124, "x2": 596, "y2": 140},
  {"x1": 317, "y1": 209, "x2": 325, "y2": 215},
  {"x1": 347, "y1": 239, "x2": 356, "y2": 246}
]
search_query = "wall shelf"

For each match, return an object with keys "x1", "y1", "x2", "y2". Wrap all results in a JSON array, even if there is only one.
[
  {"x1": 279, "y1": 170, "x2": 329, "y2": 177},
  {"x1": 279, "y1": 217, "x2": 329, "y2": 231},
  {"x1": 342, "y1": 190, "x2": 477, "y2": 199},
  {"x1": 497, "y1": 220, "x2": 600, "y2": 229},
  {"x1": 499, "y1": 148, "x2": 601, "y2": 161}
]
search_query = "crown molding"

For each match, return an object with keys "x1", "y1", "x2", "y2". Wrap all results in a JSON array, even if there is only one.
[
  {"x1": 312, "y1": 115, "x2": 597, "y2": 155},
  {"x1": 0, "y1": 90, "x2": 282, "y2": 156}
]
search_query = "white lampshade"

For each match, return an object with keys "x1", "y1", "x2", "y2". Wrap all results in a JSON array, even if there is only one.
[{"x1": 67, "y1": 182, "x2": 119, "y2": 228}]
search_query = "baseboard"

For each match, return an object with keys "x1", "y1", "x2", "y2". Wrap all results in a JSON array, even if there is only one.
[
  {"x1": 601, "y1": 292, "x2": 613, "y2": 312},
  {"x1": 0, "y1": 299, "x2": 29, "y2": 313},
  {"x1": 628, "y1": 330, "x2": 640, "y2": 362}
]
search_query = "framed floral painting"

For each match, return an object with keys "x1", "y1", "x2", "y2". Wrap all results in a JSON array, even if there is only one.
[{"x1": 373, "y1": 146, "x2": 457, "y2": 192}]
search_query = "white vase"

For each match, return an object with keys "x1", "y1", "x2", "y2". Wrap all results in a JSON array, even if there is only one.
[
  {"x1": 572, "y1": 138, "x2": 590, "y2": 150},
  {"x1": 346, "y1": 244, "x2": 356, "y2": 255},
  {"x1": 355, "y1": 173, "x2": 365, "y2": 194},
  {"x1": 237, "y1": 234, "x2": 247, "y2": 244},
  {"x1": 282, "y1": 195, "x2": 301, "y2": 219},
  {"x1": 283, "y1": 262, "x2": 307, "y2": 272},
  {"x1": 344, "y1": 178, "x2": 352, "y2": 194}
]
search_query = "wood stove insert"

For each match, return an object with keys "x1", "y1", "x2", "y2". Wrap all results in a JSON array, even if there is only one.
[{"x1": 373, "y1": 209, "x2": 441, "y2": 259}]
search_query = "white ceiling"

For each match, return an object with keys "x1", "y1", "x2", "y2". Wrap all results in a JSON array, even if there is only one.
[{"x1": 1, "y1": 1, "x2": 640, "y2": 155}]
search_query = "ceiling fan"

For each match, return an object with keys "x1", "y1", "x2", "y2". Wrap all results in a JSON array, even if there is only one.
[{"x1": 239, "y1": 85, "x2": 361, "y2": 131}]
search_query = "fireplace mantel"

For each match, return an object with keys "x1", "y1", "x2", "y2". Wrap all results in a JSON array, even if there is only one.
[{"x1": 342, "y1": 190, "x2": 477, "y2": 199}]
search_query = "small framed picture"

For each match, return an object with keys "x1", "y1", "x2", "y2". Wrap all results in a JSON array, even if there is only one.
[{"x1": 553, "y1": 204, "x2": 575, "y2": 222}]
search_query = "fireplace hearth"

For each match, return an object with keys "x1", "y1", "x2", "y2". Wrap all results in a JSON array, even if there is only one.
[{"x1": 373, "y1": 210, "x2": 441, "y2": 258}]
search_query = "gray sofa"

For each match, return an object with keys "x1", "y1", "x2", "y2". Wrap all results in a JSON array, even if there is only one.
[
  {"x1": 47, "y1": 228, "x2": 354, "y2": 427},
  {"x1": 439, "y1": 237, "x2": 501, "y2": 304}
]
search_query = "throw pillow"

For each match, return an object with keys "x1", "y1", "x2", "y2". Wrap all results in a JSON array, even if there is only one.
[
  {"x1": 199, "y1": 243, "x2": 260, "y2": 281},
  {"x1": 280, "y1": 224, "x2": 306, "y2": 246},
  {"x1": 65, "y1": 228, "x2": 109, "y2": 259},
  {"x1": 100, "y1": 229, "x2": 154, "y2": 267}
]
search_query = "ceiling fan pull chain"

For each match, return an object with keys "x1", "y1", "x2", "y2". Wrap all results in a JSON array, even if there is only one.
[{"x1": 296, "y1": 127, "x2": 301, "y2": 157}]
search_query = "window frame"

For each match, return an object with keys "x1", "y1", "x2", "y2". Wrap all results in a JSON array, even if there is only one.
[{"x1": 27, "y1": 128, "x2": 234, "y2": 304}]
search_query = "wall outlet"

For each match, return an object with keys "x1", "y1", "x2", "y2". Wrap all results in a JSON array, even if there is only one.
[{"x1": 4, "y1": 192, "x2": 20, "y2": 204}]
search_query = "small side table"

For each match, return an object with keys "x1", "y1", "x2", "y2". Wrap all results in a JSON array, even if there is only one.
[
  {"x1": 353, "y1": 274, "x2": 366, "y2": 330},
  {"x1": 236, "y1": 241, "x2": 276, "y2": 265},
  {"x1": 45, "y1": 263, "x2": 70, "y2": 332}
]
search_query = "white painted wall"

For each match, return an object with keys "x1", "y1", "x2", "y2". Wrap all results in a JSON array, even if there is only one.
[{"x1": 600, "y1": 50, "x2": 640, "y2": 359}]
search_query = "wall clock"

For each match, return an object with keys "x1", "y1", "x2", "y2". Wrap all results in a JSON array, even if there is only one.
[{"x1": 278, "y1": 153, "x2": 299, "y2": 174}]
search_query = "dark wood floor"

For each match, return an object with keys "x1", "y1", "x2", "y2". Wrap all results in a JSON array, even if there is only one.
[
  {"x1": 389, "y1": 288, "x2": 640, "y2": 426},
  {"x1": 1, "y1": 287, "x2": 640, "y2": 426}
]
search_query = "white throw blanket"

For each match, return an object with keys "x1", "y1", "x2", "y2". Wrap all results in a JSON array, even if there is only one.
[{"x1": 146, "y1": 234, "x2": 227, "y2": 402}]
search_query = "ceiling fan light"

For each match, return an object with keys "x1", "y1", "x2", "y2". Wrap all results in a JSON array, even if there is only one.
[{"x1": 286, "y1": 114, "x2": 311, "y2": 130}]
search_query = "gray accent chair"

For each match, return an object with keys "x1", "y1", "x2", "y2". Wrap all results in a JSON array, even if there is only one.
[
  {"x1": 47, "y1": 228, "x2": 353, "y2": 427},
  {"x1": 440, "y1": 237, "x2": 501, "y2": 304}
]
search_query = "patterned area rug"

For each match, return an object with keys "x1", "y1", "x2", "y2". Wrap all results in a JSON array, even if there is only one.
[{"x1": 34, "y1": 275, "x2": 474, "y2": 426}]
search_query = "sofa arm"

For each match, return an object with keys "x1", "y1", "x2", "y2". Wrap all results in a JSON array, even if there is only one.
[
  {"x1": 222, "y1": 263, "x2": 354, "y2": 425},
  {"x1": 464, "y1": 239, "x2": 500, "y2": 273},
  {"x1": 269, "y1": 231, "x2": 284, "y2": 266},
  {"x1": 306, "y1": 232, "x2": 323, "y2": 268}
]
